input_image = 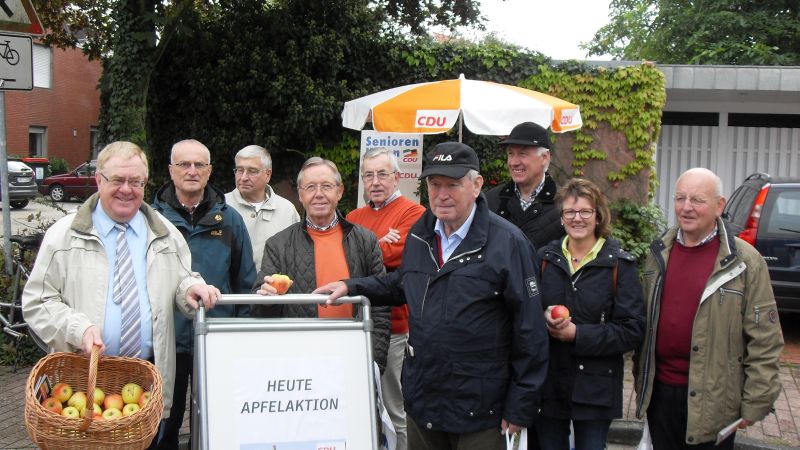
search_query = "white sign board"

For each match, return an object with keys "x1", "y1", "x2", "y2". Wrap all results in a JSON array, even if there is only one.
[
  {"x1": 0, "y1": 33, "x2": 32, "y2": 90},
  {"x1": 203, "y1": 328, "x2": 375, "y2": 449},
  {"x1": 357, "y1": 131, "x2": 424, "y2": 208},
  {"x1": 0, "y1": 0, "x2": 44, "y2": 35}
]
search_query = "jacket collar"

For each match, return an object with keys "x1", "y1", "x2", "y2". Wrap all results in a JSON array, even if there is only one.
[
  {"x1": 652, "y1": 217, "x2": 738, "y2": 269},
  {"x1": 414, "y1": 193, "x2": 491, "y2": 253},
  {"x1": 498, "y1": 172, "x2": 557, "y2": 204},
  {"x1": 229, "y1": 185, "x2": 277, "y2": 211},
  {"x1": 71, "y1": 193, "x2": 170, "y2": 238},
  {"x1": 153, "y1": 182, "x2": 229, "y2": 227},
  {"x1": 301, "y1": 209, "x2": 354, "y2": 235}
]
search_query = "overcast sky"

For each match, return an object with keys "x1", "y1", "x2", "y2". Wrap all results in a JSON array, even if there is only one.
[{"x1": 477, "y1": 0, "x2": 613, "y2": 60}]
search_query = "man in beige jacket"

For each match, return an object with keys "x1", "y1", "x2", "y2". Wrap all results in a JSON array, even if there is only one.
[{"x1": 22, "y1": 141, "x2": 220, "y2": 448}]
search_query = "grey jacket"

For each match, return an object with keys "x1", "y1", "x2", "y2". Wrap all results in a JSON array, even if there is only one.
[{"x1": 251, "y1": 212, "x2": 392, "y2": 372}]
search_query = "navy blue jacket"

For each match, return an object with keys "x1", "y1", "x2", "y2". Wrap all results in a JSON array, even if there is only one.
[
  {"x1": 537, "y1": 237, "x2": 645, "y2": 420},
  {"x1": 347, "y1": 194, "x2": 548, "y2": 433},
  {"x1": 153, "y1": 182, "x2": 256, "y2": 354}
]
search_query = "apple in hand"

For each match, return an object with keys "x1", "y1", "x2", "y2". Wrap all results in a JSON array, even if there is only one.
[
  {"x1": 41, "y1": 397, "x2": 63, "y2": 415},
  {"x1": 61, "y1": 406, "x2": 80, "y2": 419},
  {"x1": 52, "y1": 382, "x2": 73, "y2": 404},
  {"x1": 138, "y1": 391, "x2": 152, "y2": 408},
  {"x1": 103, "y1": 394, "x2": 124, "y2": 411},
  {"x1": 550, "y1": 305, "x2": 570, "y2": 320},
  {"x1": 68, "y1": 391, "x2": 88, "y2": 412},
  {"x1": 269, "y1": 274, "x2": 293, "y2": 294},
  {"x1": 102, "y1": 408, "x2": 123, "y2": 421},
  {"x1": 121, "y1": 383, "x2": 144, "y2": 404},
  {"x1": 92, "y1": 387, "x2": 105, "y2": 406},
  {"x1": 123, "y1": 403, "x2": 141, "y2": 416}
]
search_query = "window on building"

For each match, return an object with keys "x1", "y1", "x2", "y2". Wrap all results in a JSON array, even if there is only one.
[
  {"x1": 661, "y1": 112, "x2": 719, "y2": 126},
  {"x1": 90, "y1": 127, "x2": 100, "y2": 158},
  {"x1": 29, "y1": 126, "x2": 47, "y2": 157},
  {"x1": 33, "y1": 44, "x2": 52, "y2": 89},
  {"x1": 728, "y1": 113, "x2": 800, "y2": 128}
]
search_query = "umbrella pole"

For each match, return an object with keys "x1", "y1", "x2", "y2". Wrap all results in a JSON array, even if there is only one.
[{"x1": 458, "y1": 111, "x2": 463, "y2": 143}]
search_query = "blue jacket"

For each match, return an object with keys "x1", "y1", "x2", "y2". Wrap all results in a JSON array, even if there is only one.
[
  {"x1": 346, "y1": 194, "x2": 549, "y2": 433},
  {"x1": 153, "y1": 182, "x2": 256, "y2": 354},
  {"x1": 537, "y1": 237, "x2": 644, "y2": 420}
]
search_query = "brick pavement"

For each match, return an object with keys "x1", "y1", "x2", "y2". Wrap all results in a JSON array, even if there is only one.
[{"x1": 3, "y1": 354, "x2": 799, "y2": 449}]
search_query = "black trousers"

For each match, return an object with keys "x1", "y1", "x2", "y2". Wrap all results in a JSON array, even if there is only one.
[
  {"x1": 158, "y1": 352, "x2": 192, "y2": 450},
  {"x1": 647, "y1": 381, "x2": 735, "y2": 450}
]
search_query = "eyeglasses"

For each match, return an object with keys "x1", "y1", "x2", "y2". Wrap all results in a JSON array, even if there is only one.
[
  {"x1": 674, "y1": 195, "x2": 711, "y2": 207},
  {"x1": 362, "y1": 171, "x2": 396, "y2": 182},
  {"x1": 171, "y1": 161, "x2": 210, "y2": 171},
  {"x1": 300, "y1": 183, "x2": 338, "y2": 193},
  {"x1": 562, "y1": 208, "x2": 595, "y2": 220},
  {"x1": 233, "y1": 167, "x2": 266, "y2": 176},
  {"x1": 99, "y1": 172, "x2": 147, "y2": 189}
]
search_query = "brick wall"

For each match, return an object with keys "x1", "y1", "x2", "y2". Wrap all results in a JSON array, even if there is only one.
[{"x1": 4, "y1": 44, "x2": 101, "y2": 170}]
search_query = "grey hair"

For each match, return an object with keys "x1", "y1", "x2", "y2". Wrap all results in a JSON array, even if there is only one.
[
  {"x1": 297, "y1": 156, "x2": 342, "y2": 186},
  {"x1": 171, "y1": 139, "x2": 210, "y2": 163},
  {"x1": 466, "y1": 169, "x2": 480, "y2": 181},
  {"x1": 362, "y1": 148, "x2": 400, "y2": 173},
  {"x1": 235, "y1": 145, "x2": 272, "y2": 170},
  {"x1": 538, "y1": 147, "x2": 550, "y2": 172},
  {"x1": 677, "y1": 167, "x2": 724, "y2": 197}
]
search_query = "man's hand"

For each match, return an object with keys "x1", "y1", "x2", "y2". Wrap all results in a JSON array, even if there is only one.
[
  {"x1": 312, "y1": 281, "x2": 348, "y2": 305},
  {"x1": 379, "y1": 228, "x2": 401, "y2": 244},
  {"x1": 186, "y1": 284, "x2": 220, "y2": 310},
  {"x1": 256, "y1": 275, "x2": 278, "y2": 296},
  {"x1": 738, "y1": 419, "x2": 753, "y2": 429},
  {"x1": 500, "y1": 418, "x2": 522, "y2": 435},
  {"x1": 81, "y1": 325, "x2": 105, "y2": 356}
]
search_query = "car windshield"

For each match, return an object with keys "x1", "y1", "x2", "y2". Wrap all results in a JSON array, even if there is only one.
[{"x1": 8, "y1": 161, "x2": 33, "y2": 172}]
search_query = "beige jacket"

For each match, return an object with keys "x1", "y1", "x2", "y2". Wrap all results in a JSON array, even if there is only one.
[
  {"x1": 634, "y1": 219, "x2": 784, "y2": 444},
  {"x1": 225, "y1": 186, "x2": 300, "y2": 269},
  {"x1": 22, "y1": 194, "x2": 205, "y2": 418}
]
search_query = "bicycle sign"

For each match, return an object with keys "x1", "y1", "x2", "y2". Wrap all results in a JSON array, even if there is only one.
[{"x1": 0, "y1": 33, "x2": 31, "y2": 90}]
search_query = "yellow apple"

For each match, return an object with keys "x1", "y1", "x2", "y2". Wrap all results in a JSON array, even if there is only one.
[
  {"x1": 67, "y1": 391, "x2": 88, "y2": 412},
  {"x1": 103, "y1": 393, "x2": 124, "y2": 411},
  {"x1": 122, "y1": 403, "x2": 140, "y2": 416},
  {"x1": 269, "y1": 274, "x2": 293, "y2": 294},
  {"x1": 121, "y1": 383, "x2": 144, "y2": 404},
  {"x1": 101, "y1": 408, "x2": 122, "y2": 420},
  {"x1": 51, "y1": 382, "x2": 73, "y2": 404},
  {"x1": 92, "y1": 387, "x2": 105, "y2": 406},
  {"x1": 82, "y1": 403, "x2": 102, "y2": 419},
  {"x1": 61, "y1": 406, "x2": 80, "y2": 419},
  {"x1": 41, "y1": 397, "x2": 62, "y2": 415}
]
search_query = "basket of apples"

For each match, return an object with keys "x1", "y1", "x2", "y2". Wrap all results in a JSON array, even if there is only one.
[{"x1": 24, "y1": 345, "x2": 163, "y2": 449}]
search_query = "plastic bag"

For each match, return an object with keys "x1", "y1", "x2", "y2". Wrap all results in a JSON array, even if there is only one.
[
  {"x1": 637, "y1": 419, "x2": 653, "y2": 450},
  {"x1": 505, "y1": 428, "x2": 528, "y2": 450},
  {"x1": 374, "y1": 363, "x2": 397, "y2": 450}
]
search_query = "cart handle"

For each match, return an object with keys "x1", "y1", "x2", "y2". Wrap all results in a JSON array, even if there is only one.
[{"x1": 203, "y1": 293, "x2": 370, "y2": 306}]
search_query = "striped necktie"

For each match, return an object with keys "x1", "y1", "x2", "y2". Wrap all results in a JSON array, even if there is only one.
[{"x1": 113, "y1": 223, "x2": 141, "y2": 358}]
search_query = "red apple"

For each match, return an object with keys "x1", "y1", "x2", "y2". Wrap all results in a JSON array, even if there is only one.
[
  {"x1": 138, "y1": 391, "x2": 152, "y2": 408},
  {"x1": 82, "y1": 403, "x2": 102, "y2": 419},
  {"x1": 41, "y1": 397, "x2": 63, "y2": 415},
  {"x1": 121, "y1": 383, "x2": 143, "y2": 404},
  {"x1": 269, "y1": 274, "x2": 293, "y2": 295},
  {"x1": 550, "y1": 305, "x2": 570, "y2": 320},
  {"x1": 103, "y1": 394, "x2": 124, "y2": 411},
  {"x1": 61, "y1": 406, "x2": 80, "y2": 419},
  {"x1": 122, "y1": 403, "x2": 141, "y2": 416},
  {"x1": 101, "y1": 408, "x2": 122, "y2": 420},
  {"x1": 51, "y1": 382, "x2": 73, "y2": 404}
]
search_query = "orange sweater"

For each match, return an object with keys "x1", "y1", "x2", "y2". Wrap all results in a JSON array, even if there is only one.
[
  {"x1": 347, "y1": 196, "x2": 426, "y2": 333},
  {"x1": 308, "y1": 226, "x2": 353, "y2": 319}
]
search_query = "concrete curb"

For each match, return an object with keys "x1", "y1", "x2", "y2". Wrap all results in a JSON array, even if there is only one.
[{"x1": 607, "y1": 420, "x2": 795, "y2": 450}]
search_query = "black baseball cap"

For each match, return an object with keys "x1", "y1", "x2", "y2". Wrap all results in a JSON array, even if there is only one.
[
  {"x1": 499, "y1": 122, "x2": 552, "y2": 150},
  {"x1": 419, "y1": 142, "x2": 480, "y2": 180}
]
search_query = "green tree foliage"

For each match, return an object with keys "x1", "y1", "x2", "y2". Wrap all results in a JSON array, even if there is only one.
[{"x1": 584, "y1": 0, "x2": 800, "y2": 64}]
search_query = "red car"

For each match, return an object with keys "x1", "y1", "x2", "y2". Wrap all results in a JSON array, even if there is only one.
[{"x1": 39, "y1": 160, "x2": 98, "y2": 202}]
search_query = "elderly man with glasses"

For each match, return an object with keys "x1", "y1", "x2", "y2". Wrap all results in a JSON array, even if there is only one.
[
  {"x1": 152, "y1": 139, "x2": 257, "y2": 449},
  {"x1": 225, "y1": 145, "x2": 300, "y2": 269},
  {"x1": 252, "y1": 156, "x2": 392, "y2": 375}
]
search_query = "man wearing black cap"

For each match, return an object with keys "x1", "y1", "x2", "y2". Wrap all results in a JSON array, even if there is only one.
[
  {"x1": 486, "y1": 121, "x2": 565, "y2": 251},
  {"x1": 316, "y1": 142, "x2": 548, "y2": 449}
]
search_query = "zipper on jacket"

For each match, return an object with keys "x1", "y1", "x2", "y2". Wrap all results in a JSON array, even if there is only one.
[
  {"x1": 600, "y1": 312, "x2": 606, "y2": 324},
  {"x1": 754, "y1": 305, "x2": 760, "y2": 325}
]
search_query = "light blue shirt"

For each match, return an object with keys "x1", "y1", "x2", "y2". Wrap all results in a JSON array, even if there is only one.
[
  {"x1": 93, "y1": 202, "x2": 153, "y2": 359},
  {"x1": 434, "y1": 203, "x2": 477, "y2": 263}
]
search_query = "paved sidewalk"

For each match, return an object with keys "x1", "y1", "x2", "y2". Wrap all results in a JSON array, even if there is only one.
[{"x1": 3, "y1": 355, "x2": 798, "y2": 449}]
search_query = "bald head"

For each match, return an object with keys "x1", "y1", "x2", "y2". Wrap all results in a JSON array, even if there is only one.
[{"x1": 674, "y1": 167, "x2": 727, "y2": 246}]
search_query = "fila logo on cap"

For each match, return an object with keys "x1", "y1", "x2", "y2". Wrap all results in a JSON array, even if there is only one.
[{"x1": 432, "y1": 154, "x2": 453, "y2": 162}]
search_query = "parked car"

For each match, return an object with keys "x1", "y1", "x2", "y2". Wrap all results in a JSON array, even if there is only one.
[
  {"x1": 723, "y1": 173, "x2": 800, "y2": 313},
  {"x1": 39, "y1": 160, "x2": 98, "y2": 201},
  {"x1": 2, "y1": 161, "x2": 39, "y2": 209}
]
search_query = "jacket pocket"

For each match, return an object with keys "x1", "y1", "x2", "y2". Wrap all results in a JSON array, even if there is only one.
[
  {"x1": 451, "y1": 360, "x2": 509, "y2": 418},
  {"x1": 572, "y1": 367, "x2": 614, "y2": 407}
]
